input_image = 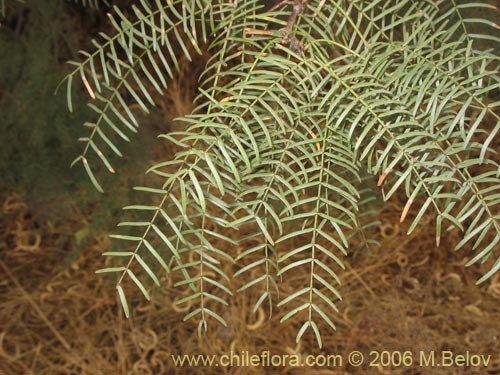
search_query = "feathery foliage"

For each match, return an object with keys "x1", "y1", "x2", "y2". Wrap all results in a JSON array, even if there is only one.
[
  {"x1": 70, "y1": 0, "x2": 110, "y2": 8},
  {"x1": 66, "y1": 0, "x2": 500, "y2": 347}
]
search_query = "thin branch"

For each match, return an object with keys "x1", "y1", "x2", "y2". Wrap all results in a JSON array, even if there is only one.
[
  {"x1": 280, "y1": 0, "x2": 307, "y2": 52},
  {"x1": 269, "y1": 0, "x2": 288, "y2": 13},
  {"x1": 281, "y1": 0, "x2": 306, "y2": 36}
]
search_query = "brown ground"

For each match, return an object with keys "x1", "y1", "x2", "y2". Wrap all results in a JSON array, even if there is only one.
[{"x1": 1, "y1": 189, "x2": 499, "y2": 375}]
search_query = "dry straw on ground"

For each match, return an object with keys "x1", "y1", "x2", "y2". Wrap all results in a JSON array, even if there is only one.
[{"x1": 1, "y1": 187, "x2": 499, "y2": 375}]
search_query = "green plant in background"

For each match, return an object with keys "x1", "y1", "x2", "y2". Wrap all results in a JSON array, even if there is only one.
[
  {"x1": 65, "y1": 0, "x2": 500, "y2": 347},
  {"x1": 0, "y1": 0, "x2": 156, "y2": 264},
  {"x1": 0, "y1": 1, "x2": 108, "y2": 18},
  {"x1": 0, "y1": 0, "x2": 91, "y2": 217}
]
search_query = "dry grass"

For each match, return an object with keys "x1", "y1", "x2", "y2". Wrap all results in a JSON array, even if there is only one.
[{"x1": 1, "y1": 190, "x2": 499, "y2": 375}]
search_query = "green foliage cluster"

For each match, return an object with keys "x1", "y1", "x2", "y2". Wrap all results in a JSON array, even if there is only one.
[{"x1": 65, "y1": 0, "x2": 500, "y2": 347}]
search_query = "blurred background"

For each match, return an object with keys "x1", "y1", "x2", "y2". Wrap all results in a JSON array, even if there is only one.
[{"x1": 0, "y1": 1, "x2": 499, "y2": 374}]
